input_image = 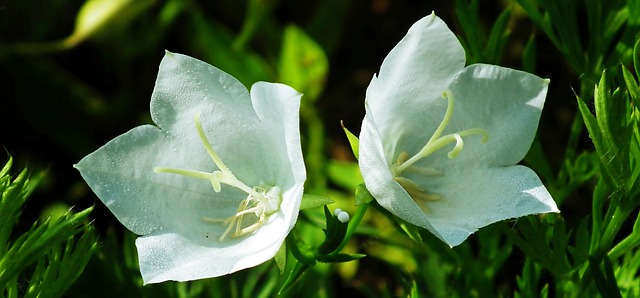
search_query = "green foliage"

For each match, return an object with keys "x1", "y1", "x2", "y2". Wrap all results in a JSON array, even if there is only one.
[
  {"x1": 279, "y1": 25, "x2": 329, "y2": 102},
  {"x1": 455, "y1": 0, "x2": 512, "y2": 64},
  {"x1": 0, "y1": 158, "x2": 97, "y2": 297},
  {"x1": 2, "y1": 0, "x2": 640, "y2": 296}
]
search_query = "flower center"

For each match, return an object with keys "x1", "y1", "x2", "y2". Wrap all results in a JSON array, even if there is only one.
[
  {"x1": 153, "y1": 112, "x2": 281, "y2": 241},
  {"x1": 390, "y1": 89, "x2": 489, "y2": 212}
]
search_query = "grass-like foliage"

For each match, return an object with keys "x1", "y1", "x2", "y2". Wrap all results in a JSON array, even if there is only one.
[{"x1": 0, "y1": 158, "x2": 97, "y2": 297}]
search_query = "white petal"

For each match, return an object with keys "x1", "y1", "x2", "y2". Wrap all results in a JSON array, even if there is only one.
[
  {"x1": 250, "y1": 82, "x2": 306, "y2": 231},
  {"x1": 365, "y1": 13, "x2": 466, "y2": 162},
  {"x1": 359, "y1": 109, "x2": 437, "y2": 235},
  {"x1": 137, "y1": 198, "x2": 289, "y2": 283},
  {"x1": 150, "y1": 51, "x2": 251, "y2": 131},
  {"x1": 75, "y1": 125, "x2": 231, "y2": 236},
  {"x1": 137, "y1": 184, "x2": 304, "y2": 283},
  {"x1": 423, "y1": 64, "x2": 549, "y2": 172},
  {"x1": 250, "y1": 82, "x2": 306, "y2": 186},
  {"x1": 150, "y1": 52, "x2": 272, "y2": 187},
  {"x1": 420, "y1": 165, "x2": 559, "y2": 246}
]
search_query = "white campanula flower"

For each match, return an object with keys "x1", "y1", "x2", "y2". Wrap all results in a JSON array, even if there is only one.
[
  {"x1": 75, "y1": 52, "x2": 306, "y2": 283},
  {"x1": 359, "y1": 13, "x2": 559, "y2": 247}
]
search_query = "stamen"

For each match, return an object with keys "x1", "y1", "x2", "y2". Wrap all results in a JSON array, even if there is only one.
[
  {"x1": 394, "y1": 176, "x2": 441, "y2": 213},
  {"x1": 154, "y1": 112, "x2": 283, "y2": 241},
  {"x1": 394, "y1": 177, "x2": 441, "y2": 201},
  {"x1": 405, "y1": 166, "x2": 442, "y2": 176},
  {"x1": 396, "y1": 151, "x2": 409, "y2": 165},
  {"x1": 389, "y1": 89, "x2": 490, "y2": 214},
  {"x1": 202, "y1": 186, "x2": 281, "y2": 241},
  {"x1": 391, "y1": 89, "x2": 489, "y2": 175},
  {"x1": 154, "y1": 167, "x2": 222, "y2": 192}
]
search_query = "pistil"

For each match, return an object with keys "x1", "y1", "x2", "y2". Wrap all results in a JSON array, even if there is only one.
[
  {"x1": 390, "y1": 89, "x2": 489, "y2": 212},
  {"x1": 391, "y1": 89, "x2": 488, "y2": 176},
  {"x1": 154, "y1": 112, "x2": 281, "y2": 241}
]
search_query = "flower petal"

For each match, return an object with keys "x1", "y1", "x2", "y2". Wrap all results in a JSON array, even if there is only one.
[
  {"x1": 250, "y1": 82, "x2": 306, "y2": 186},
  {"x1": 74, "y1": 125, "x2": 223, "y2": 235},
  {"x1": 250, "y1": 81, "x2": 306, "y2": 231},
  {"x1": 423, "y1": 64, "x2": 549, "y2": 172},
  {"x1": 359, "y1": 107, "x2": 437, "y2": 234},
  {"x1": 150, "y1": 52, "x2": 273, "y2": 187},
  {"x1": 136, "y1": 192, "x2": 290, "y2": 283},
  {"x1": 365, "y1": 12, "x2": 466, "y2": 161},
  {"x1": 421, "y1": 165, "x2": 559, "y2": 246}
]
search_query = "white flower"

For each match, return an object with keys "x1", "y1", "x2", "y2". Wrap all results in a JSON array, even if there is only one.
[
  {"x1": 74, "y1": 51, "x2": 306, "y2": 283},
  {"x1": 359, "y1": 13, "x2": 559, "y2": 247}
]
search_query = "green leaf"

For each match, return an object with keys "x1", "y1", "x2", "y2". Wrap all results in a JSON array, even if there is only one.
[
  {"x1": 485, "y1": 6, "x2": 511, "y2": 63},
  {"x1": 354, "y1": 184, "x2": 373, "y2": 205},
  {"x1": 327, "y1": 160, "x2": 362, "y2": 191},
  {"x1": 327, "y1": 199, "x2": 370, "y2": 257},
  {"x1": 589, "y1": 256, "x2": 623, "y2": 298},
  {"x1": 274, "y1": 241, "x2": 287, "y2": 274},
  {"x1": 454, "y1": 0, "x2": 483, "y2": 62},
  {"x1": 341, "y1": 121, "x2": 359, "y2": 159},
  {"x1": 299, "y1": 193, "x2": 334, "y2": 210},
  {"x1": 279, "y1": 25, "x2": 329, "y2": 102},
  {"x1": 317, "y1": 206, "x2": 348, "y2": 255},
  {"x1": 0, "y1": 158, "x2": 97, "y2": 296},
  {"x1": 522, "y1": 34, "x2": 537, "y2": 73},
  {"x1": 285, "y1": 234, "x2": 315, "y2": 266},
  {"x1": 624, "y1": 61, "x2": 640, "y2": 112},
  {"x1": 232, "y1": 0, "x2": 275, "y2": 50},
  {"x1": 280, "y1": 235, "x2": 315, "y2": 295},
  {"x1": 634, "y1": 37, "x2": 640, "y2": 77},
  {"x1": 71, "y1": 0, "x2": 154, "y2": 46},
  {"x1": 593, "y1": 71, "x2": 631, "y2": 187},
  {"x1": 189, "y1": 10, "x2": 271, "y2": 86},
  {"x1": 316, "y1": 253, "x2": 365, "y2": 263}
]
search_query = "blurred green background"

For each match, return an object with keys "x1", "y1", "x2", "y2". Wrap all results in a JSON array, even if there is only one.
[{"x1": 0, "y1": 0, "x2": 576, "y2": 214}]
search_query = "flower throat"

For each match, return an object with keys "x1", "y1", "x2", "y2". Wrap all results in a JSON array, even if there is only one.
[
  {"x1": 391, "y1": 90, "x2": 489, "y2": 211},
  {"x1": 154, "y1": 112, "x2": 281, "y2": 241}
]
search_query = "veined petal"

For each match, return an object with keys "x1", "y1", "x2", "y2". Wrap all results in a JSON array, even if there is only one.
[
  {"x1": 365, "y1": 12, "x2": 466, "y2": 161},
  {"x1": 416, "y1": 165, "x2": 559, "y2": 246}
]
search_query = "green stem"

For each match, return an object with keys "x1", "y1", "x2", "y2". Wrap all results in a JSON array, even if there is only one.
[
  {"x1": 595, "y1": 202, "x2": 632, "y2": 258},
  {"x1": 608, "y1": 210, "x2": 640, "y2": 259},
  {"x1": 330, "y1": 202, "x2": 369, "y2": 255}
]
